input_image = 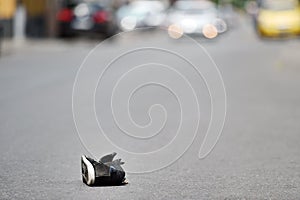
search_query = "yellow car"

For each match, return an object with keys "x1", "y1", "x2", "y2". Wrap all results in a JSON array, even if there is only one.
[{"x1": 256, "y1": 0, "x2": 300, "y2": 37}]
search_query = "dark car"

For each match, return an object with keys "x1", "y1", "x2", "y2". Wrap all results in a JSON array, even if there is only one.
[{"x1": 56, "y1": 1, "x2": 117, "y2": 38}]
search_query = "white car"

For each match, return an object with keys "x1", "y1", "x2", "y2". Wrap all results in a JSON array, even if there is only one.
[
  {"x1": 116, "y1": 0, "x2": 167, "y2": 31},
  {"x1": 164, "y1": 0, "x2": 227, "y2": 38}
]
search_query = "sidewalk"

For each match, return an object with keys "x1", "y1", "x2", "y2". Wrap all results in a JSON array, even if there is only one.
[{"x1": 0, "y1": 38, "x2": 100, "y2": 58}]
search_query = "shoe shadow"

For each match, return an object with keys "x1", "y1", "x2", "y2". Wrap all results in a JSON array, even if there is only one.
[
  {"x1": 88, "y1": 182, "x2": 128, "y2": 187},
  {"x1": 82, "y1": 179, "x2": 129, "y2": 187}
]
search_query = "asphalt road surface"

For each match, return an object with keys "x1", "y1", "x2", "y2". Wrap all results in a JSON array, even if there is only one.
[{"x1": 0, "y1": 16, "x2": 300, "y2": 199}]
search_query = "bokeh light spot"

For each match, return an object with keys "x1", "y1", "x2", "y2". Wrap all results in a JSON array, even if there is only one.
[
  {"x1": 202, "y1": 24, "x2": 218, "y2": 39},
  {"x1": 168, "y1": 24, "x2": 184, "y2": 39}
]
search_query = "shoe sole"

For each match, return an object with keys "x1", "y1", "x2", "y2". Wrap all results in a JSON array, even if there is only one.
[{"x1": 81, "y1": 155, "x2": 95, "y2": 186}]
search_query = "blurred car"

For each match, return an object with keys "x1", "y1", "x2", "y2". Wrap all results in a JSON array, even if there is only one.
[
  {"x1": 218, "y1": 4, "x2": 238, "y2": 29},
  {"x1": 56, "y1": 1, "x2": 117, "y2": 38},
  {"x1": 116, "y1": 1, "x2": 167, "y2": 31},
  {"x1": 0, "y1": 24, "x2": 3, "y2": 56},
  {"x1": 164, "y1": 0, "x2": 227, "y2": 39},
  {"x1": 255, "y1": 0, "x2": 300, "y2": 37}
]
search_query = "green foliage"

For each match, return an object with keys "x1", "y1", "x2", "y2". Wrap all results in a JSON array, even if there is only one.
[
  {"x1": 212, "y1": 0, "x2": 247, "y2": 8},
  {"x1": 231, "y1": 0, "x2": 247, "y2": 8}
]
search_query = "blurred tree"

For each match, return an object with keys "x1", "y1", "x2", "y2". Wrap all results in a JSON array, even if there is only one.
[
  {"x1": 212, "y1": 0, "x2": 247, "y2": 8},
  {"x1": 231, "y1": 0, "x2": 247, "y2": 8}
]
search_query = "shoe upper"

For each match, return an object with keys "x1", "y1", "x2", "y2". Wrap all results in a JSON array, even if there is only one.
[{"x1": 83, "y1": 153, "x2": 126, "y2": 185}]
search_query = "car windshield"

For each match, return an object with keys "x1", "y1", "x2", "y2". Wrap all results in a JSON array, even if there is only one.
[
  {"x1": 261, "y1": 0, "x2": 299, "y2": 11},
  {"x1": 174, "y1": 1, "x2": 216, "y2": 14},
  {"x1": 126, "y1": 1, "x2": 164, "y2": 17},
  {"x1": 128, "y1": 6, "x2": 152, "y2": 16}
]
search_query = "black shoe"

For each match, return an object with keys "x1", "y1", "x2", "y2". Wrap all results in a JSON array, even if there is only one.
[
  {"x1": 81, "y1": 153, "x2": 127, "y2": 186},
  {"x1": 81, "y1": 155, "x2": 96, "y2": 186}
]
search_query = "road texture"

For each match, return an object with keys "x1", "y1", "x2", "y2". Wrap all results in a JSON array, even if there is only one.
[{"x1": 0, "y1": 16, "x2": 300, "y2": 199}]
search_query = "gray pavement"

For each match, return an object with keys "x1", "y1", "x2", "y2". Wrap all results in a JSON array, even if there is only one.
[{"x1": 0, "y1": 16, "x2": 300, "y2": 199}]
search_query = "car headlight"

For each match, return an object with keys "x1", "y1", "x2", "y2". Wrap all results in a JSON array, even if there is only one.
[
  {"x1": 212, "y1": 18, "x2": 227, "y2": 33},
  {"x1": 202, "y1": 24, "x2": 218, "y2": 39},
  {"x1": 168, "y1": 24, "x2": 184, "y2": 39},
  {"x1": 120, "y1": 16, "x2": 137, "y2": 31}
]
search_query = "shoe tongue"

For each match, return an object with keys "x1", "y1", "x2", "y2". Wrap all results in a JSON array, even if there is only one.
[{"x1": 99, "y1": 152, "x2": 117, "y2": 163}]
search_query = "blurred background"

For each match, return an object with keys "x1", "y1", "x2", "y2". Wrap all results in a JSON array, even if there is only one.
[
  {"x1": 1, "y1": 0, "x2": 300, "y2": 199},
  {"x1": 0, "y1": 0, "x2": 300, "y2": 41}
]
